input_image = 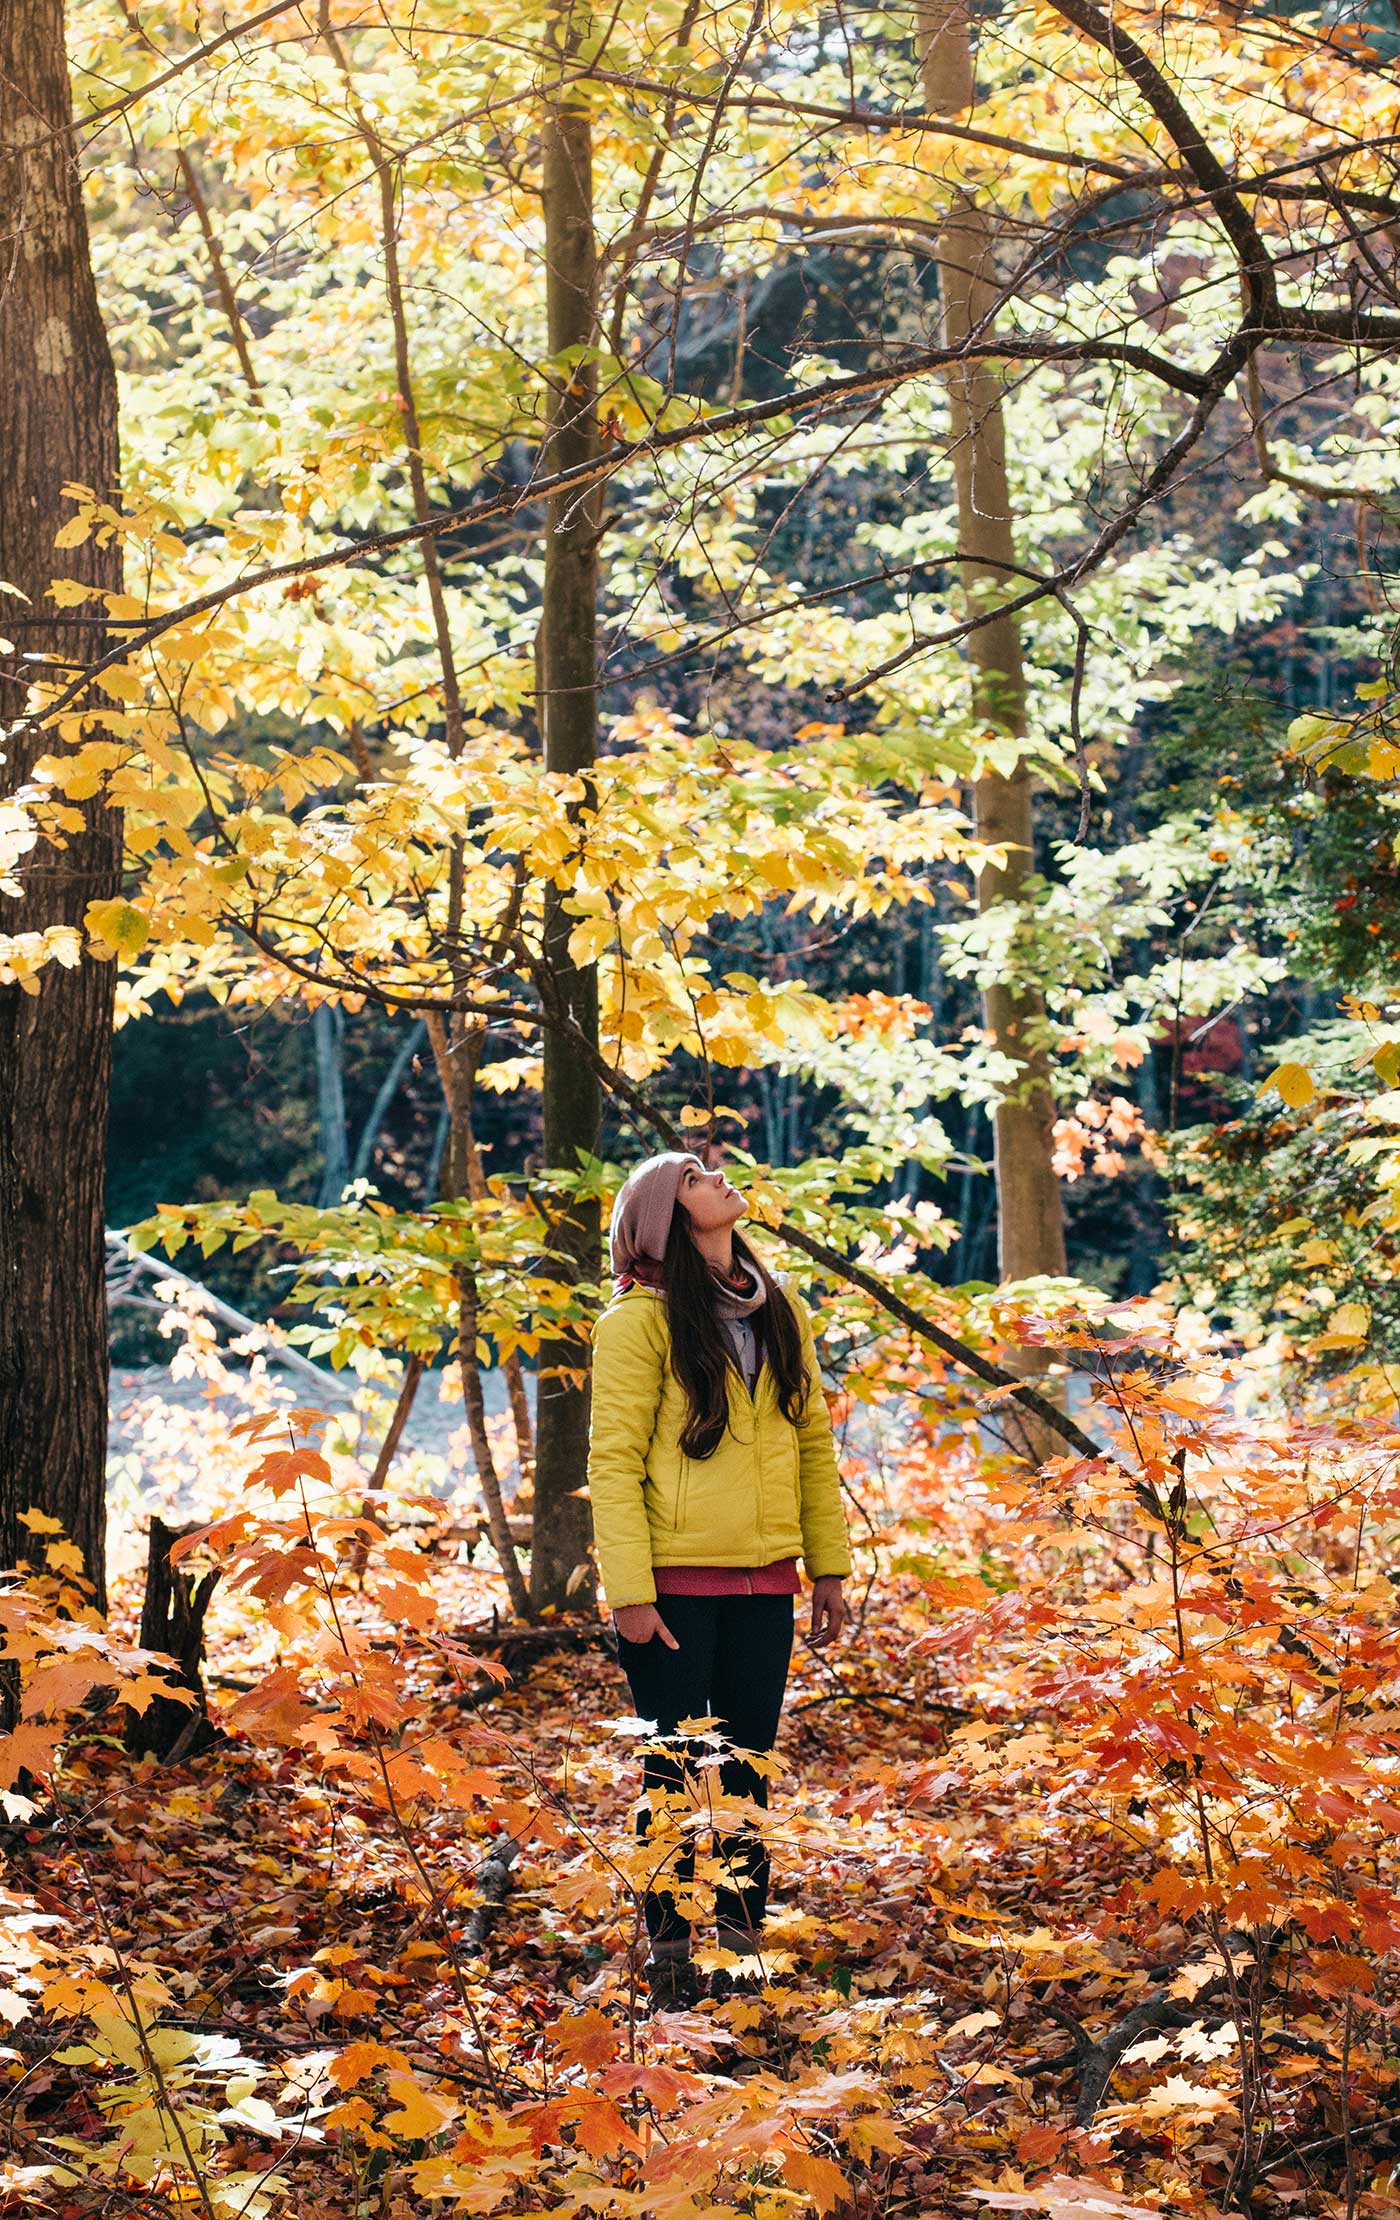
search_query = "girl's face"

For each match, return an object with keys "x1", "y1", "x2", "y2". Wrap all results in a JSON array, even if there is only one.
[{"x1": 675, "y1": 1158, "x2": 746, "y2": 1234}]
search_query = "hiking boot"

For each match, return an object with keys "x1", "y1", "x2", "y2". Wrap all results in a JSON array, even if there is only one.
[{"x1": 643, "y1": 1952, "x2": 701, "y2": 2011}]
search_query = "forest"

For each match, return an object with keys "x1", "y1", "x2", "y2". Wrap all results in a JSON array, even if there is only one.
[{"x1": 5, "y1": 0, "x2": 1400, "y2": 2214}]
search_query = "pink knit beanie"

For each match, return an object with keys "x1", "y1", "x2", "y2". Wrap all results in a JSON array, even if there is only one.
[{"x1": 608, "y1": 1151, "x2": 697, "y2": 1277}]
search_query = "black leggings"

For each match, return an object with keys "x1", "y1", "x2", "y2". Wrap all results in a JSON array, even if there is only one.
[{"x1": 615, "y1": 1593, "x2": 794, "y2": 1950}]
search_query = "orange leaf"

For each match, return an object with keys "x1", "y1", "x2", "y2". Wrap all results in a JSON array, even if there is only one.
[
  {"x1": 553, "y1": 2008, "x2": 620, "y2": 2070},
  {"x1": 572, "y1": 2094, "x2": 640, "y2": 2160},
  {"x1": 782, "y1": 2151, "x2": 850, "y2": 2214},
  {"x1": 327, "y1": 2042, "x2": 412, "y2": 2090}
]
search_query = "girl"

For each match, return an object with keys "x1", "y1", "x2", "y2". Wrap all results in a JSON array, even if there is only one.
[{"x1": 588, "y1": 1149, "x2": 852, "y2": 2008}]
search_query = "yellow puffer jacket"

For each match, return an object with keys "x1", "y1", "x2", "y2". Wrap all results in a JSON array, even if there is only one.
[{"x1": 587, "y1": 1285, "x2": 853, "y2": 1607}]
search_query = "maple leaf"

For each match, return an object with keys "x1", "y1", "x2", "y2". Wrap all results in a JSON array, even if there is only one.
[
  {"x1": 328, "y1": 2043, "x2": 412, "y2": 2089},
  {"x1": 572, "y1": 2094, "x2": 641, "y2": 2159},
  {"x1": 381, "y1": 2072, "x2": 459, "y2": 2140},
  {"x1": 781, "y1": 2150, "x2": 851, "y2": 2214},
  {"x1": 552, "y1": 2007, "x2": 620, "y2": 2071}
]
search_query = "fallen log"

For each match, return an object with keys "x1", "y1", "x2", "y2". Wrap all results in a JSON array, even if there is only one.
[{"x1": 106, "y1": 1229, "x2": 349, "y2": 1398}]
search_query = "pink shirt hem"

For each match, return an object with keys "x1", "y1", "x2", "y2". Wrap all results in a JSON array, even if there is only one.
[{"x1": 652, "y1": 1559, "x2": 801, "y2": 1597}]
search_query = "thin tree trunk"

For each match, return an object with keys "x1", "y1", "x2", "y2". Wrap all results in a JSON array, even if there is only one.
[
  {"x1": 502, "y1": 1350, "x2": 536, "y2": 1481},
  {"x1": 457, "y1": 1268, "x2": 531, "y2": 1621},
  {"x1": 350, "y1": 1017, "x2": 426, "y2": 1183},
  {"x1": 115, "y1": 2, "x2": 265, "y2": 406},
  {"x1": 349, "y1": 1351, "x2": 423, "y2": 1579},
  {"x1": 313, "y1": 1002, "x2": 350, "y2": 1206},
  {"x1": 532, "y1": 13, "x2": 602, "y2": 1615},
  {"x1": 0, "y1": 0, "x2": 123, "y2": 1607},
  {"x1": 458, "y1": 1108, "x2": 534, "y2": 1480},
  {"x1": 176, "y1": 150, "x2": 264, "y2": 401},
  {"x1": 426, "y1": 1016, "x2": 532, "y2": 1619},
  {"x1": 919, "y1": 2, "x2": 1066, "y2": 1447},
  {"x1": 320, "y1": 27, "x2": 536, "y2": 1590}
]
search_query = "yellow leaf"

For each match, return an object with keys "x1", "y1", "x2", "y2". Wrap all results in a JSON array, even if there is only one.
[
  {"x1": 1297, "y1": 1237, "x2": 1340, "y2": 1266},
  {"x1": 1263, "y1": 1061, "x2": 1315, "y2": 1109},
  {"x1": 567, "y1": 916, "x2": 615, "y2": 965},
  {"x1": 96, "y1": 665, "x2": 146, "y2": 705},
  {"x1": 85, "y1": 899, "x2": 150, "y2": 958},
  {"x1": 53, "y1": 515, "x2": 92, "y2": 549},
  {"x1": 17, "y1": 1508, "x2": 64, "y2": 1534},
  {"x1": 1315, "y1": 1301, "x2": 1370, "y2": 1350},
  {"x1": 845, "y1": 2116, "x2": 908, "y2": 2159},
  {"x1": 1372, "y1": 1039, "x2": 1400, "y2": 1088},
  {"x1": 381, "y1": 2072, "x2": 458, "y2": 2140},
  {"x1": 47, "y1": 578, "x2": 96, "y2": 607}
]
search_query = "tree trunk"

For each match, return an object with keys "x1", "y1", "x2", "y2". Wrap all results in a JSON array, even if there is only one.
[
  {"x1": 425, "y1": 1015, "x2": 533, "y2": 1617},
  {"x1": 458, "y1": 1100, "x2": 535, "y2": 1484},
  {"x1": 124, "y1": 1520, "x2": 220, "y2": 1761},
  {"x1": 457, "y1": 1268, "x2": 532, "y2": 1621},
  {"x1": 919, "y1": 6, "x2": 1067, "y2": 1320},
  {"x1": 322, "y1": 23, "x2": 540, "y2": 1563},
  {"x1": 532, "y1": 20, "x2": 602, "y2": 1615},
  {"x1": 313, "y1": 1002, "x2": 350, "y2": 1206},
  {"x1": 350, "y1": 1017, "x2": 426, "y2": 1182},
  {"x1": 0, "y1": 0, "x2": 123, "y2": 1605},
  {"x1": 349, "y1": 1352, "x2": 422, "y2": 1580}
]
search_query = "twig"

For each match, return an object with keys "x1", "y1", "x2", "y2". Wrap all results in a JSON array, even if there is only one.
[{"x1": 1261, "y1": 2109, "x2": 1400, "y2": 2174}]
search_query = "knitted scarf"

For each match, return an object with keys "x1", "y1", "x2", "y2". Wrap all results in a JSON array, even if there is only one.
[{"x1": 614, "y1": 1253, "x2": 767, "y2": 1322}]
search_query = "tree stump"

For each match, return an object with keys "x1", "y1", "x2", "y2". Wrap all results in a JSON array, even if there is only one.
[{"x1": 124, "y1": 1519, "x2": 221, "y2": 1761}]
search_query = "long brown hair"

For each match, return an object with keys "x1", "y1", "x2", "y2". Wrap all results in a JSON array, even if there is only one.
[{"x1": 662, "y1": 1211, "x2": 808, "y2": 1459}]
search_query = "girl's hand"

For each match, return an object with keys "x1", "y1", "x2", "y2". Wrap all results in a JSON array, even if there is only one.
[
  {"x1": 808, "y1": 1577, "x2": 847, "y2": 1648},
  {"x1": 614, "y1": 1603, "x2": 680, "y2": 1649}
]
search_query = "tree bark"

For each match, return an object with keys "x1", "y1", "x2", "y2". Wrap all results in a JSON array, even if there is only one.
[
  {"x1": 919, "y1": 6, "x2": 1067, "y2": 1313},
  {"x1": 532, "y1": 15, "x2": 602, "y2": 1615},
  {"x1": 0, "y1": 0, "x2": 123, "y2": 1605}
]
